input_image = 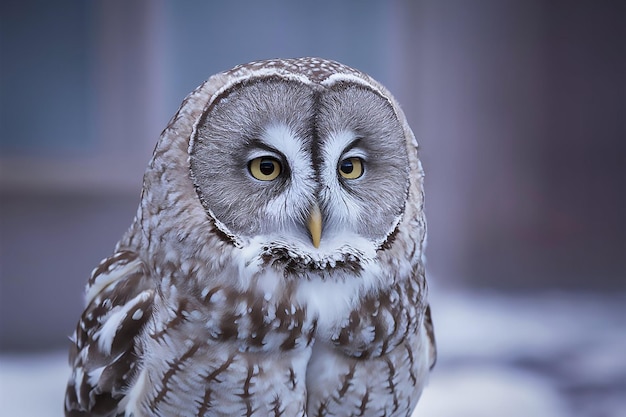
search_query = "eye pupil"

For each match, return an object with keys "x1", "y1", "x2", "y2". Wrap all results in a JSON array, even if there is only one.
[
  {"x1": 338, "y1": 157, "x2": 363, "y2": 179},
  {"x1": 340, "y1": 160, "x2": 354, "y2": 174},
  {"x1": 249, "y1": 156, "x2": 281, "y2": 181},
  {"x1": 259, "y1": 159, "x2": 275, "y2": 175}
]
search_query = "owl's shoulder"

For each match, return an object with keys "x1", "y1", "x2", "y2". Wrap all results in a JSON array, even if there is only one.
[{"x1": 65, "y1": 250, "x2": 154, "y2": 416}]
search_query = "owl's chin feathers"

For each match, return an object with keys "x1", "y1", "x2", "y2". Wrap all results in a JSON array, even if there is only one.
[
  {"x1": 260, "y1": 244, "x2": 365, "y2": 275},
  {"x1": 238, "y1": 234, "x2": 380, "y2": 278},
  {"x1": 206, "y1": 207, "x2": 398, "y2": 277}
]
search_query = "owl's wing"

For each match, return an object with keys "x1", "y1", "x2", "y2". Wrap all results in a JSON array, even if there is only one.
[
  {"x1": 65, "y1": 250, "x2": 154, "y2": 417},
  {"x1": 424, "y1": 304, "x2": 437, "y2": 370}
]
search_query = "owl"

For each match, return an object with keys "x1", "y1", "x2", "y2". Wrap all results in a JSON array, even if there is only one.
[{"x1": 65, "y1": 57, "x2": 436, "y2": 417}]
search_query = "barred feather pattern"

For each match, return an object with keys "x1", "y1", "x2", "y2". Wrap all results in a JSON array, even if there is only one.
[
  {"x1": 64, "y1": 57, "x2": 436, "y2": 417},
  {"x1": 65, "y1": 250, "x2": 154, "y2": 416},
  {"x1": 66, "y1": 250, "x2": 433, "y2": 417}
]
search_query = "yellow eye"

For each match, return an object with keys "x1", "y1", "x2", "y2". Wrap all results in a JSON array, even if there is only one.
[
  {"x1": 338, "y1": 157, "x2": 363, "y2": 179},
  {"x1": 248, "y1": 157, "x2": 281, "y2": 181}
]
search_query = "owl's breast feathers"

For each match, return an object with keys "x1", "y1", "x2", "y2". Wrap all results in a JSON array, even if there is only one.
[{"x1": 65, "y1": 246, "x2": 436, "y2": 416}]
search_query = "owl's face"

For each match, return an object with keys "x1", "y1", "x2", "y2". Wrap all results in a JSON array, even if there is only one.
[{"x1": 189, "y1": 78, "x2": 409, "y2": 267}]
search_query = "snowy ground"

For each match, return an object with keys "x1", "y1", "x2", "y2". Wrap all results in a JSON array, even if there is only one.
[
  {"x1": 1, "y1": 290, "x2": 625, "y2": 417},
  {"x1": 415, "y1": 291, "x2": 626, "y2": 417}
]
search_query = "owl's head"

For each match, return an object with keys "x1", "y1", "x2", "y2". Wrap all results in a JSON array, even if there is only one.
[{"x1": 140, "y1": 58, "x2": 424, "y2": 277}]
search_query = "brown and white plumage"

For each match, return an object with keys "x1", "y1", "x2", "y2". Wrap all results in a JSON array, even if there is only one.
[{"x1": 65, "y1": 57, "x2": 436, "y2": 417}]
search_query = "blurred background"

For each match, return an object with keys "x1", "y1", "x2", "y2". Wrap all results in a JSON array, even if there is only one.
[{"x1": 0, "y1": 1, "x2": 624, "y2": 416}]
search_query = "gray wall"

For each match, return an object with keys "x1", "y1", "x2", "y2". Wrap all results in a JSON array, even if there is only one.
[
  {"x1": 1, "y1": 0, "x2": 624, "y2": 351},
  {"x1": 390, "y1": 1, "x2": 625, "y2": 290}
]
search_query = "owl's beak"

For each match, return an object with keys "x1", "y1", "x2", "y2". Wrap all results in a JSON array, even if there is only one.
[{"x1": 307, "y1": 203, "x2": 322, "y2": 248}]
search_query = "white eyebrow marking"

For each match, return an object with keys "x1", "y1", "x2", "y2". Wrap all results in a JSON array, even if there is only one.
[
  {"x1": 261, "y1": 123, "x2": 316, "y2": 227},
  {"x1": 261, "y1": 124, "x2": 306, "y2": 170},
  {"x1": 319, "y1": 130, "x2": 365, "y2": 228},
  {"x1": 322, "y1": 130, "x2": 361, "y2": 166}
]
